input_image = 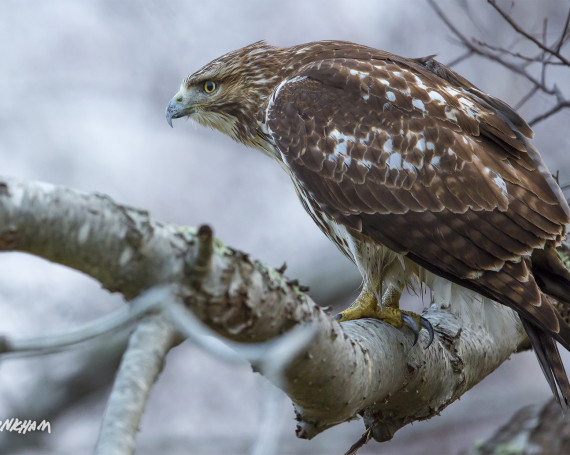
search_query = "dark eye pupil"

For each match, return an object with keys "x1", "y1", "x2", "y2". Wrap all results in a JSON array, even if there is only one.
[{"x1": 205, "y1": 82, "x2": 215, "y2": 92}]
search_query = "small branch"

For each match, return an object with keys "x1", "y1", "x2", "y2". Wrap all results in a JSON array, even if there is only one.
[
  {"x1": 554, "y1": 6, "x2": 570, "y2": 53},
  {"x1": 487, "y1": 0, "x2": 570, "y2": 66},
  {"x1": 344, "y1": 426, "x2": 372, "y2": 455},
  {"x1": 429, "y1": 0, "x2": 570, "y2": 126},
  {"x1": 95, "y1": 309, "x2": 178, "y2": 455},
  {"x1": 514, "y1": 86, "x2": 539, "y2": 110},
  {"x1": 0, "y1": 288, "x2": 162, "y2": 357},
  {"x1": 428, "y1": 0, "x2": 472, "y2": 48},
  {"x1": 528, "y1": 101, "x2": 570, "y2": 127},
  {"x1": 540, "y1": 18, "x2": 549, "y2": 87},
  {"x1": 472, "y1": 38, "x2": 542, "y2": 64},
  {"x1": 446, "y1": 50, "x2": 474, "y2": 67},
  {"x1": 429, "y1": 0, "x2": 558, "y2": 96}
]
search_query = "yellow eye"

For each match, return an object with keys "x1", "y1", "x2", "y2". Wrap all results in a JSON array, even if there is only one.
[{"x1": 203, "y1": 81, "x2": 217, "y2": 93}]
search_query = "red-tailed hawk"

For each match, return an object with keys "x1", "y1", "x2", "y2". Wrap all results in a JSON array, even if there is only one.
[{"x1": 166, "y1": 41, "x2": 570, "y2": 405}]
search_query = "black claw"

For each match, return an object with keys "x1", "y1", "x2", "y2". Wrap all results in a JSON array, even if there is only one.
[
  {"x1": 334, "y1": 313, "x2": 343, "y2": 321},
  {"x1": 420, "y1": 316, "x2": 435, "y2": 349},
  {"x1": 401, "y1": 313, "x2": 419, "y2": 346}
]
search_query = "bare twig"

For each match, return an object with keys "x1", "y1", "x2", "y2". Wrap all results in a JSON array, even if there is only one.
[
  {"x1": 446, "y1": 50, "x2": 474, "y2": 67},
  {"x1": 472, "y1": 39, "x2": 544, "y2": 64},
  {"x1": 514, "y1": 86, "x2": 539, "y2": 110},
  {"x1": 428, "y1": 0, "x2": 472, "y2": 49},
  {"x1": 0, "y1": 289, "x2": 161, "y2": 357},
  {"x1": 487, "y1": 0, "x2": 570, "y2": 66},
  {"x1": 540, "y1": 18, "x2": 549, "y2": 87},
  {"x1": 529, "y1": 101, "x2": 570, "y2": 127},
  {"x1": 344, "y1": 426, "x2": 372, "y2": 455},
  {"x1": 554, "y1": 5, "x2": 570, "y2": 53},
  {"x1": 428, "y1": 0, "x2": 555, "y2": 93},
  {"x1": 429, "y1": 0, "x2": 570, "y2": 126}
]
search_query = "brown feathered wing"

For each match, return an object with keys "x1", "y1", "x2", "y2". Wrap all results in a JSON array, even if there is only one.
[{"x1": 265, "y1": 52, "x2": 570, "y2": 405}]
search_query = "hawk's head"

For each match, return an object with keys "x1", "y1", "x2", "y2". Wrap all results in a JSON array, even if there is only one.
[{"x1": 166, "y1": 41, "x2": 284, "y2": 148}]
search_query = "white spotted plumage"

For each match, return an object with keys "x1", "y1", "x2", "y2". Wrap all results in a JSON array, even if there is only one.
[{"x1": 169, "y1": 41, "x2": 570, "y2": 406}]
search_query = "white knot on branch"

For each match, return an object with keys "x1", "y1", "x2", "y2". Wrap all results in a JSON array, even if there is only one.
[{"x1": 0, "y1": 177, "x2": 530, "y2": 451}]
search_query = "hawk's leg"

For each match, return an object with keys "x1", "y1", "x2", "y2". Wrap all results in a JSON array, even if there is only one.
[{"x1": 335, "y1": 285, "x2": 434, "y2": 347}]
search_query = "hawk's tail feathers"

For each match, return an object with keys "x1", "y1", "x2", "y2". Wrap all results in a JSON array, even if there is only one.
[
  {"x1": 527, "y1": 243, "x2": 570, "y2": 408},
  {"x1": 521, "y1": 318, "x2": 570, "y2": 409}
]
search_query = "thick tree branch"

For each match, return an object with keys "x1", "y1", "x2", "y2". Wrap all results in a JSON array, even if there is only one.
[{"x1": 0, "y1": 177, "x2": 530, "y2": 444}]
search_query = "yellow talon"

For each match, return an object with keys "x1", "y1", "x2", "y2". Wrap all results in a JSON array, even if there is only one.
[
  {"x1": 335, "y1": 286, "x2": 407, "y2": 323},
  {"x1": 334, "y1": 289, "x2": 379, "y2": 321},
  {"x1": 335, "y1": 285, "x2": 435, "y2": 348}
]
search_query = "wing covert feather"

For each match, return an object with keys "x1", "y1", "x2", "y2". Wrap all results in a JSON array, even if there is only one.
[{"x1": 265, "y1": 54, "x2": 569, "y2": 329}]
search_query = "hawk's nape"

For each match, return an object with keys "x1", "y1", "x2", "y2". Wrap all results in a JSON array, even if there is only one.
[{"x1": 166, "y1": 40, "x2": 570, "y2": 407}]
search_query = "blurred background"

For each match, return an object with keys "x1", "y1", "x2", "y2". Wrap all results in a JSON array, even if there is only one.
[{"x1": 1, "y1": 1, "x2": 569, "y2": 453}]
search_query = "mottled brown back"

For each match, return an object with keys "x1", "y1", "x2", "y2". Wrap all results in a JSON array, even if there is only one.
[{"x1": 263, "y1": 41, "x2": 570, "y2": 404}]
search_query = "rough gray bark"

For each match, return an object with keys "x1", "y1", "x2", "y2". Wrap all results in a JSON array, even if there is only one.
[{"x1": 0, "y1": 177, "x2": 531, "y2": 443}]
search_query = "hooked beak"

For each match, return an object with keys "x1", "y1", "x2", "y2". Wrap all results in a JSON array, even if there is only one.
[{"x1": 165, "y1": 97, "x2": 187, "y2": 128}]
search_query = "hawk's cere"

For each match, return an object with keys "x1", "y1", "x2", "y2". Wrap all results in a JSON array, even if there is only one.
[{"x1": 166, "y1": 41, "x2": 570, "y2": 405}]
